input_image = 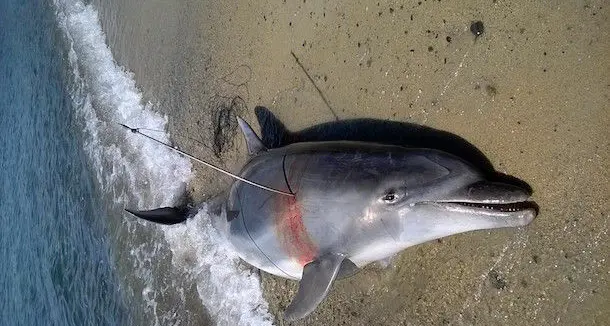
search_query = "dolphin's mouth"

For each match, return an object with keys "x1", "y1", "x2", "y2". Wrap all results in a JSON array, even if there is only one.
[
  {"x1": 432, "y1": 180, "x2": 538, "y2": 215},
  {"x1": 428, "y1": 199, "x2": 537, "y2": 227},
  {"x1": 450, "y1": 201, "x2": 538, "y2": 213}
]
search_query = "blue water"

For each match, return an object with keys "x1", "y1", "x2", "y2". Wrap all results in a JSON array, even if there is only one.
[{"x1": 0, "y1": 1, "x2": 129, "y2": 324}]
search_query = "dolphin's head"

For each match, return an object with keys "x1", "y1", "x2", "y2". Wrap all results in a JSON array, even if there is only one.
[{"x1": 367, "y1": 149, "x2": 537, "y2": 248}]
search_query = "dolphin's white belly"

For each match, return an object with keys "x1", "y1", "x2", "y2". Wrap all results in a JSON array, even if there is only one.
[
  {"x1": 252, "y1": 257, "x2": 303, "y2": 280},
  {"x1": 348, "y1": 239, "x2": 405, "y2": 268}
]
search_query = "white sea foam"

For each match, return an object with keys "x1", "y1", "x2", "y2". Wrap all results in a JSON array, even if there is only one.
[
  {"x1": 52, "y1": 1, "x2": 274, "y2": 325},
  {"x1": 165, "y1": 207, "x2": 274, "y2": 326},
  {"x1": 53, "y1": 0, "x2": 190, "y2": 207}
]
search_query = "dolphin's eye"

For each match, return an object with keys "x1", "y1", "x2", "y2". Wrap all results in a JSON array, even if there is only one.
[
  {"x1": 380, "y1": 187, "x2": 407, "y2": 204},
  {"x1": 381, "y1": 189, "x2": 400, "y2": 204}
]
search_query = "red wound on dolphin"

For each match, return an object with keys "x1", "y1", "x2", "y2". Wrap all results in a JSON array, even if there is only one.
[{"x1": 275, "y1": 195, "x2": 318, "y2": 266}]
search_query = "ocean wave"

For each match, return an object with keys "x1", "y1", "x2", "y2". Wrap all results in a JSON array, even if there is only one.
[{"x1": 51, "y1": 0, "x2": 274, "y2": 325}]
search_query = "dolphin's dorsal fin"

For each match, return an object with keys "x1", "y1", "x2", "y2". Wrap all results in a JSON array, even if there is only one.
[
  {"x1": 284, "y1": 253, "x2": 346, "y2": 321},
  {"x1": 236, "y1": 116, "x2": 267, "y2": 155}
]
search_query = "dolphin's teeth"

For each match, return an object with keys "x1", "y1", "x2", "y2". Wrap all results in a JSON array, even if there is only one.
[{"x1": 453, "y1": 201, "x2": 534, "y2": 213}]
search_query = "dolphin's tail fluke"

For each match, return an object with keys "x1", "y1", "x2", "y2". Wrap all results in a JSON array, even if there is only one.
[{"x1": 125, "y1": 207, "x2": 189, "y2": 225}]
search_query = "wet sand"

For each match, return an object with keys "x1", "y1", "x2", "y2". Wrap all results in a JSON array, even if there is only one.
[{"x1": 101, "y1": 0, "x2": 608, "y2": 324}]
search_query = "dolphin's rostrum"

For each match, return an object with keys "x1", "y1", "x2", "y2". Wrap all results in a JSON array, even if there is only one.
[{"x1": 127, "y1": 115, "x2": 537, "y2": 321}]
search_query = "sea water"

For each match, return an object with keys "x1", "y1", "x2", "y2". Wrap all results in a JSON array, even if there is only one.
[
  {"x1": 1, "y1": 0, "x2": 274, "y2": 325},
  {"x1": 0, "y1": 0, "x2": 128, "y2": 324}
]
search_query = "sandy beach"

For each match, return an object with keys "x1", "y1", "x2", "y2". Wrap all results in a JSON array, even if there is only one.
[{"x1": 99, "y1": 0, "x2": 608, "y2": 324}]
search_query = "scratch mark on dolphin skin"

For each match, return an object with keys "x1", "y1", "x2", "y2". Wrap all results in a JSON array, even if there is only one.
[
  {"x1": 282, "y1": 154, "x2": 294, "y2": 194},
  {"x1": 380, "y1": 217, "x2": 398, "y2": 243}
]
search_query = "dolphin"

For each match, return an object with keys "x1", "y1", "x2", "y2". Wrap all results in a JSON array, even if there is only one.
[{"x1": 127, "y1": 116, "x2": 537, "y2": 321}]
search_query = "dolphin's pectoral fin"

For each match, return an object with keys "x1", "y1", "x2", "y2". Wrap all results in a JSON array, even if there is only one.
[
  {"x1": 236, "y1": 116, "x2": 267, "y2": 155},
  {"x1": 336, "y1": 258, "x2": 360, "y2": 280},
  {"x1": 284, "y1": 253, "x2": 345, "y2": 321},
  {"x1": 125, "y1": 207, "x2": 188, "y2": 225}
]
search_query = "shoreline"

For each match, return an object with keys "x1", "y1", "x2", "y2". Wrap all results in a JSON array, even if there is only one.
[{"x1": 100, "y1": 0, "x2": 608, "y2": 325}]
